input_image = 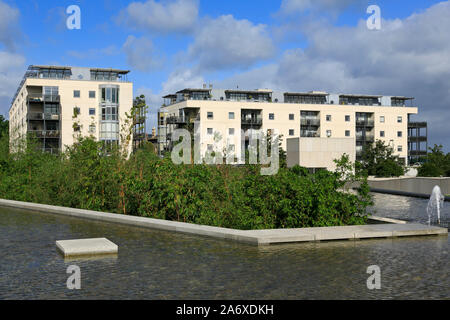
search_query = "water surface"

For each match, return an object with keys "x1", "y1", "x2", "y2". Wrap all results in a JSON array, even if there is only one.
[{"x1": 0, "y1": 193, "x2": 448, "y2": 299}]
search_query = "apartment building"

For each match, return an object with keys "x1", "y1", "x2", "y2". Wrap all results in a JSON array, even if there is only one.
[
  {"x1": 158, "y1": 87, "x2": 424, "y2": 170},
  {"x1": 9, "y1": 65, "x2": 134, "y2": 154}
]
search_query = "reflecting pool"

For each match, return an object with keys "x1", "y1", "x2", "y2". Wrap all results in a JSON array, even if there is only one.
[{"x1": 0, "y1": 193, "x2": 448, "y2": 299}]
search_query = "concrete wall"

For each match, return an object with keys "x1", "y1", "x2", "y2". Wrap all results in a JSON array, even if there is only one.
[
  {"x1": 368, "y1": 177, "x2": 450, "y2": 196},
  {"x1": 287, "y1": 137, "x2": 355, "y2": 171}
]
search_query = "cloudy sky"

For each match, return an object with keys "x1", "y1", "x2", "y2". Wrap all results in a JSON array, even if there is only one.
[{"x1": 0, "y1": 0, "x2": 449, "y2": 150}]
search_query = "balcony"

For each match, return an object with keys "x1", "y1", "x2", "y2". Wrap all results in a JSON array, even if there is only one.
[
  {"x1": 28, "y1": 130, "x2": 61, "y2": 138},
  {"x1": 408, "y1": 122, "x2": 427, "y2": 128},
  {"x1": 166, "y1": 116, "x2": 188, "y2": 125},
  {"x1": 133, "y1": 115, "x2": 146, "y2": 124},
  {"x1": 408, "y1": 136, "x2": 427, "y2": 142},
  {"x1": 355, "y1": 119, "x2": 374, "y2": 127},
  {"x1": 241, "y1": 118, "x2": 263, "y2": 126},
  {"x1": 28, "y1": 113, "x2": 60, "y2": 121},
  {"x1": 409, "y1": 150, "x2": 427, "y2": 156},
  {"x1": 300, "y1": 131, "x2": 320, "y2": 138},
  {"x1": 27, "y1": 94, "x2": 60, "y2": 103},
  {"x1": 356, "y1": 133, "x2": 374, "y2": 142},
  {"x1": 300, "y1": 118, "x2": 320, "y2": 126}
]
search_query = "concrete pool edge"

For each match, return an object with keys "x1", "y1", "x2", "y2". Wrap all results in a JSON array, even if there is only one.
[{"x1": 0, "y1": 198, "x2": 447, "y2": 246}]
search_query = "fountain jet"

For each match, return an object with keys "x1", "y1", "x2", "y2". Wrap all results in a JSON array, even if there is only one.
[{"x1": 427, "y1": 186, "x2": 444, "y2": 225}]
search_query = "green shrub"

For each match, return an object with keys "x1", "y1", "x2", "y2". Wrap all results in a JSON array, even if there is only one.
[{"x1": 0, "y1": 135, "x2": 372, "y2": 230}]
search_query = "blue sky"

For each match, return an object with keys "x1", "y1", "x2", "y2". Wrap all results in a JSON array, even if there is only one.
[{"x1": 1, "y1": 0, "x2": 449, "y2": 150}]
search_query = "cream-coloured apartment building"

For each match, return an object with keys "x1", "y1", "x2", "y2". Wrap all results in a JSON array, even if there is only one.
[
  {"x1": 9, "y1": 65, "x2": 134, "y2": 154},
  {"x1": 158, "y1": 88, "x2": 421, "y2": 170}
]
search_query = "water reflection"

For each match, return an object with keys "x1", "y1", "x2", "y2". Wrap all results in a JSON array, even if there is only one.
[{"x1": 0, "y1": 194, "x2": 448, "y2": 299}]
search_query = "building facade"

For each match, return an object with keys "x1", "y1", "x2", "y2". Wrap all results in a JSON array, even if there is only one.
[
  {"x1": 158, "y1": 88, "x2": 421, "y2": 170},
  {"x1": 9, "y1": 65, "x2": 134, "y2": 154}
]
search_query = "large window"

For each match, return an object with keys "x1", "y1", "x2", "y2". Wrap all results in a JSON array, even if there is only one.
[
  {"x1": 44, "y1": 86, "x2": 59, "y2": 96},
  {"x1": 101, "y1": 87, "x2": 119, "y2": 103},
  {"x1": 101, "y1": 106, "x2": 118, "y2": 121},
  {"x1": 285, "y1": 94, "x2": 326, "y2": 104},
  {"x1": 100, "y1": 122, "x2": 119, "y2": 139}
]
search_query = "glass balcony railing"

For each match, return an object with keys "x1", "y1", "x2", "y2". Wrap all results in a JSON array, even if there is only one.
[
  {"x1": 300, "y1": 118, "x2": 320, "y2": 126},
  {"x1": 355, "y1": 119, "x2": 374, "y2": 127},
  {"x1": 27, "y1": 113, "x2": 60, "y2": 121},
  {"x1": 28, "y1": 130, "x2": 61, "y2": 138},
  {"x1": 241, "y1": 118, "x2": 263, "y2": 125}
]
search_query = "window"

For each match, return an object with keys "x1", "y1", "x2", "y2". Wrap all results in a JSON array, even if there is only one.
[
  {"x1": 345, "y1": 130, "x2": 350, "y2": 137},
  {"x1": 73, "y1": 124, "x2": 80, "y2": 132},
  {"x1": 207, "y1": 144, "x2": 213, "y2": 151},
  {"x1": 397, "y1": 131, "x2": 403, "y2": 137},
  {"x1": 326, "y1": 115, "x2": 332, "y2": 122},
  {"x1": 326, "y1": 130, "x2": 332, "y2": 137},
  {"x1": 380, "y1": 116, "x2": 385, "y2": 123},
  {"x1": 44, "y1": 86, "x2": 59, "y2": 96},
  {"x1": 289, "y1": 114, "x2": 294, "y2": 120},
  {"x1": 101, "y1": 87, "x2": 119, "y2": 103},
  {"x1": 73, "y1": 107, "x2": 80, "y2": 116},
  {"x1": 269, "y1": 113, "x2": 275, "y2": 120},
  {"x1": 89, "y1": 91, "x2": 96, "y2": 98},
  {"x1": 89, "y1": 125, "x2": 96, "y2": 134},
  {"x1": 398, "y1": 145, "x2": 403, "y2": 152},
  {"x1": 229, "y1": 144, "x2": 235, "y2": 152},
  {"x1": 207, "y1": 128, "x2": 213, "y2": 135},
  {"x1": 397, "y1": 116, "x2": 402, "y2": 123},
  {"x1": 228, "y1": 112, "x2": 235, "y2": 120},
  {"x1": 101, "y1": 106, "x2": 118, "y2": 121},
  {"x1": 229, "y1": 128, "x2": 235, "y2": 135},
  {"x1": 207, "y1": 112, "x2": 213, "y2": 120},
  {"x1": 289, "y1": 129, "x2": 294, "y2": 136},
  {"x1": 380, "y1": 131, "x2": 385, "y2": 137},
  {"x1": 89, "y1": 108, "x2": 96, "y2": 115},
  {"x1": 345, "y1": 115, "x2": 351, "y2": 122},
  {"x1": 74, "y1": 90, "x2": 80, "y2": 98}
]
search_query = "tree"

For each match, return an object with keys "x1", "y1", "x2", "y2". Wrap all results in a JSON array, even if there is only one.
[
  {"x1": 358, "y1": 140, "x2": 405, "y2": 177},
  {"x1": 418, "y1": 144, "x2": 450, "y2": 177},
  {"x1": 0, "y1": 115, "x2": 8, "y2": 139}
]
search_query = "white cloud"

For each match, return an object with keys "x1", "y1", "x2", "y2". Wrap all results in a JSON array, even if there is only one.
[
  {"x1": 187, "y1": 15, "x2": 276, "y2": 72},
  {"x1": 123, "y1": 35, "x2": 163, "y2": 72},
  {"x1": 0, "y1": 1, "x2": 21, "y2": 50},
  {"x1": 0, "y1": 51, "x2": 26, "y2": 116},
  {"x1": 118, "y1": 0, "x2": 199, "y2": 34},
  {"x1": 162, "y1": 68, "x2": 204, "y2": 94}
]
